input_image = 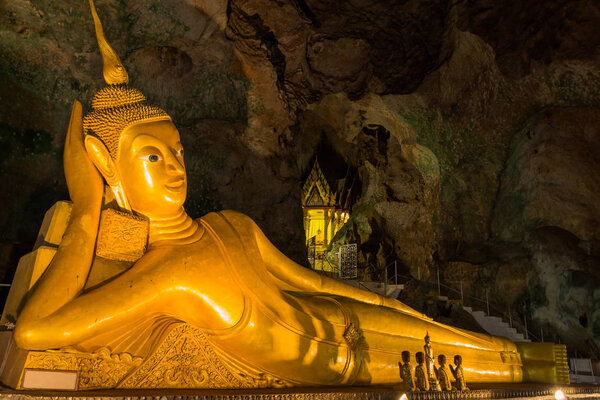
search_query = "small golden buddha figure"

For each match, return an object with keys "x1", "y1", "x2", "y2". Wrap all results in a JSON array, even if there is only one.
[
  {"x1": 424, "y1": 332, "x2": 439, "y2": 390},
  {"x1": 0, "y1": 0, "x2": 568, "y2": 391},
  {"x1": 414, "y1": 352, "x2": 430, "y2": 391},
  {"x1": 450, "y1": 354, "x2": 469, "y2": 391},
  {"x1": 434, "y1": 354, "x2": 454, "y2": 391},
  {"x1": 398, "y1": 351, "x2": 415, "y2": 391}
]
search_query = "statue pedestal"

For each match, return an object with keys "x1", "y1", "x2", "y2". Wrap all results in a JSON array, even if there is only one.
[
  {"x1": 0, "y1": 382, "x2": 596, "y2": 399},
  {"x1": 427, "y1": 378, "x2": 439, "y2": 391}
]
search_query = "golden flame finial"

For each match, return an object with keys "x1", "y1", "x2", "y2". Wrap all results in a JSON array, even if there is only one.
[{"x1": 89, "y1": 0, "x2": 129, "y2": 85}]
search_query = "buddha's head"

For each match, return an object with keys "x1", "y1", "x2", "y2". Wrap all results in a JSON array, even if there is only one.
[
  {"x1": 83, "y1": 0, "x2": 186, "y2": 220},
  {"x1": 83, "y1": 86, "x2": 186, "y2": 219}
]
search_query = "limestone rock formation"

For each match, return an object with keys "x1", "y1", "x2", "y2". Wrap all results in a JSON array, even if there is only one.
[{"x1": 493, "y1": 107, "x2": 600, "y2": 354}]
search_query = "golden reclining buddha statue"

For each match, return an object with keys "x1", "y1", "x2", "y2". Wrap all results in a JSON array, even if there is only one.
[{"x1": 0, "y1": 0, "x2": 568, "y2": 390}]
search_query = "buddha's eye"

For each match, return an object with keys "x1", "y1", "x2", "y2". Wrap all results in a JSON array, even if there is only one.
[
  {"x1": 177, "y1": 148, "x2": 184, "y2": 157},
  {"x1": 140, "y1": 154, "x2": 162, "y2": 162}
]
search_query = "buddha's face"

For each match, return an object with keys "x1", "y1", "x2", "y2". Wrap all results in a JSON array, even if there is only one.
[{"x1": 116, "y1": 119, "x2": 186, "y2": 219}]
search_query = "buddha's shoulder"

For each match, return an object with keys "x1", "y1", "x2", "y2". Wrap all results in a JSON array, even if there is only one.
[{"x1": 196, "y1": 210, "x2": 260, "y2": 233}]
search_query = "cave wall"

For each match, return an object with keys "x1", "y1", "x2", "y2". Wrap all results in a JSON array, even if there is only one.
[{"x1": 0, "y1": 0, "x2": 599, "y2": 356}]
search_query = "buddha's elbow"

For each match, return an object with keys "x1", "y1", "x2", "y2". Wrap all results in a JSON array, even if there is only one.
[
  {"x1": 14, "y1": 320, "x2": 39, "y2": 349},
  {"x1": 14, "y1": 320, "x2": 48, "y2": 350}
]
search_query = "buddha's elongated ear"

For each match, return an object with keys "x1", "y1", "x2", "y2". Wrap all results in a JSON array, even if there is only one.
[
  {"x1": 84, "y1": 135, "x2": 132, "y2": 211},
  {"x1": 84, "y1": 135, "x2": 117, "y2": 184}
]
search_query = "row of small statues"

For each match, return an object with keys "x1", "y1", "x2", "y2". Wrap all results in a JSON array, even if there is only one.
[{"x1": 399, "y1": 351, "x2": 469, "y2": 391}]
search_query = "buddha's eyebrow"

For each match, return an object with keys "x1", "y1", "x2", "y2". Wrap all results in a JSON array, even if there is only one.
[{"x1": 131, "y1": 134, "x2": 164, "y2": 145}]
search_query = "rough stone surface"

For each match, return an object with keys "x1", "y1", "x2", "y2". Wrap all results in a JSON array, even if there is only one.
[
  {"x1": 492, "y1": 107, "x2": 600, "y2": 354},
  {"x1": 0, "y1": 0, "x2": 599, "y2": 355}
]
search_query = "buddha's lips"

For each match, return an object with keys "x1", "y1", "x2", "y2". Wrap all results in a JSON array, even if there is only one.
[{"x1": 165, "y1": 179, "x2": 185, "y2": 190}]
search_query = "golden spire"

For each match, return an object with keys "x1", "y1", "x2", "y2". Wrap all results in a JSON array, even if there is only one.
[
  {"x1": 89, "y1": 0, "x2": 129, "y2": 85},
  {"x1": 83, "y1": 0, "x2": 170, "y2": 160}
]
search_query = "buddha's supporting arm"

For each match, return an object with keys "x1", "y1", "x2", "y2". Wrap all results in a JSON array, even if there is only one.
[
  {"x1": 251, "y1": 221, "x2": 427, "y2": 318},
  {"x1": 14, "y1": 101, "x2": 104, "y2": 348}
]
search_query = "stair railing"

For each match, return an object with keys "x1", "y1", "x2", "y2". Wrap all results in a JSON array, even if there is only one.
[
  {"x1": 380, "y1": 259, "x2": 546, "y2": 342},
  {"x1": 348, "y1": 258, "x2": 554, "y2": 343}
]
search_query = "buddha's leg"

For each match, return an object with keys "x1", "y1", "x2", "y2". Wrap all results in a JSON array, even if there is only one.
[
  {"x1": 337, "y1": 300, "x2": 522, "y2": 384},
  {"x1": 14, "y1": 259, "x2": 210, "y2": 351}
]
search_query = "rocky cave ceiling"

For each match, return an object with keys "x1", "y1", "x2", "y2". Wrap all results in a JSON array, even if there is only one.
[{"x1": 0, "y1": 0, "x2": 599, "y2": 356}]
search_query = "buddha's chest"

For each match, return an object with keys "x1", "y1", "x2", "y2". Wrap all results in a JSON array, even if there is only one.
[{"x1": 137, "y1": 240, "x2": 248, "y2": 329}]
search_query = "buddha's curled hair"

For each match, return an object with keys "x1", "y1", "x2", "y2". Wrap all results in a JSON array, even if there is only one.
[{"x1": 83, "y1": 85, "x2": 170, "y2": 159}]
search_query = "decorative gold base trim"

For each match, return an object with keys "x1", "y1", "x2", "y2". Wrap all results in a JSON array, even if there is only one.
[
  {"x1": 118, "y1": 324, "x2": 289, "y2": 389},
  {"x1": 1, "y1": 324, "x2": 291, "y2": 390},
  {"x1": 23, "y1": 347, "x2": 141, "y2": 390}
]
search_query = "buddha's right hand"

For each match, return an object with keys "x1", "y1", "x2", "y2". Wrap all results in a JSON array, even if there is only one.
[{"x1": 64, "y1": 100, "x2": 104, "y2": 207}]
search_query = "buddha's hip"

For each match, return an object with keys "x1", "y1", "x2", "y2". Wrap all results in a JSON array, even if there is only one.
[{"x1": 206, "y1": 300, "x2": 360, "y2": 385}]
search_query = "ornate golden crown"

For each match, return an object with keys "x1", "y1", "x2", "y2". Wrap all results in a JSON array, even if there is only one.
[{"x1": 83, "y1": 0, "x2": 170, "y2": 159}]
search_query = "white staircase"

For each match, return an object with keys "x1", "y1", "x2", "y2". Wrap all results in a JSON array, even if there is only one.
[{"x1": 463, "y1": 306, "x2": 530, "y2": 342}]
